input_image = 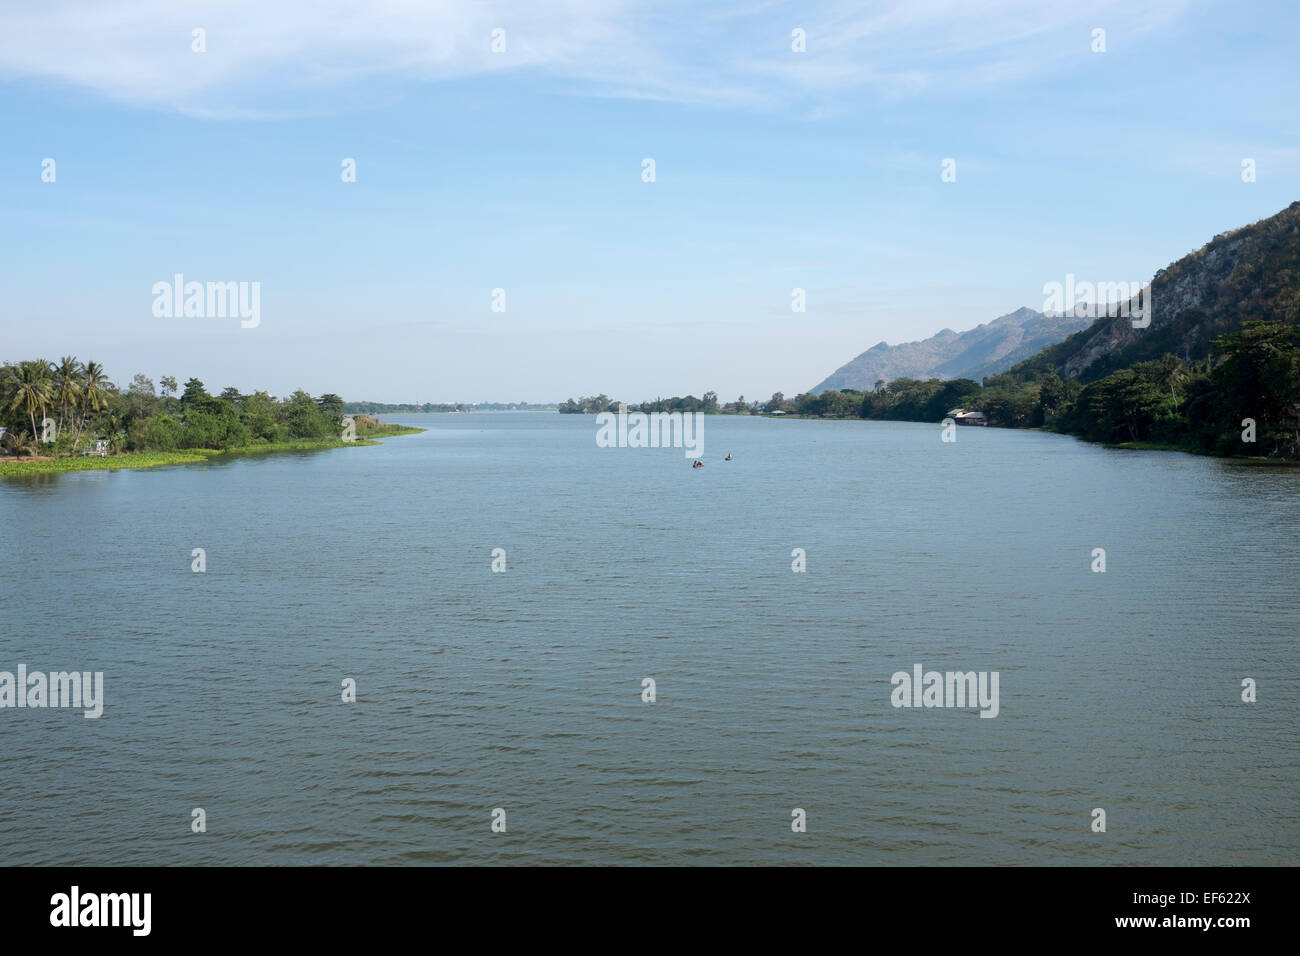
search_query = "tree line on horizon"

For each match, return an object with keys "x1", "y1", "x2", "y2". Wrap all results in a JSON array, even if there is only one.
[
  {"x1": 0, "y1": 357, "x2": 352, "y2": 458},
  {"x1": 8, "y1": 321, "x2": 1296, "y2": 461},
  {"x1": 556, "y1": 321, "x2": 1300, "y2": 459},
  {"x1": 560, "y1": 392, "x2": 759, "y2": 414}
]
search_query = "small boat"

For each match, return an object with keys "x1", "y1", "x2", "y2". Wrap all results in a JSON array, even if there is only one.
[
  {"x1": 724, "y1": 454, "x2": 733, "y2": 461},
  {"x1": 692, "y1": 459, "x2": 704, "y2": 468}
]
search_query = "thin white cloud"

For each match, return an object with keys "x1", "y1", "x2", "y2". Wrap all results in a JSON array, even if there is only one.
[{"x1": 0, "y1": 0, "x2": 1191, "y2": 115}]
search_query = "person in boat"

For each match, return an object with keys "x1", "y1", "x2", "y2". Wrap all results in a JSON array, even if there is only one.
[{"x1": 692, "y1": 459, "x2": 704, "y2": 468}]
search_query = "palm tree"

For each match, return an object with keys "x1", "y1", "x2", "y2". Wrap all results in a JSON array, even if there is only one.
[
  {"x1": 72, "y1": 360, "x2": 109, "y2": 453},
  {"x1": 9, "y1": 360, "x2": 54, "y2": 446},
  {"x1": 55, "y1": 355, "x2": 83, "y2": 431}
]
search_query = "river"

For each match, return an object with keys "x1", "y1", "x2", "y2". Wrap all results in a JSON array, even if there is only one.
[{"x1": 1, "y1": 412, "x2": 1295, "y2": 864}]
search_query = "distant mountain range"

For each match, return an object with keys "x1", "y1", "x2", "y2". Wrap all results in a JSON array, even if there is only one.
[{"x1": 811, "y1": 307, "x2": 1092, "y2": 393}]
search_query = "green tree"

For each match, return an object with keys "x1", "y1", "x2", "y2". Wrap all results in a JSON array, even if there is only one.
[
  {"x1": 316, "y1": 393, "x2": 345, "y2": 424},
  {"x1": 1210, "y1": 321, "x2": 1300, "y2": 454},
  {"x1": 241, "y1": 391, "x2": 286, "y2": 442},
  {"x1": 127, "y1": 374, "x2": 158, "y2": 422},
  {"x1": 54, "y1": 356, "x2": 83, "y2": 431},
  {"x1": 284, "y1": 389, "x2": 330, "y2": 438},
  {"x1": 72, "y1": 361, "x2": 110, "y2": 453},
  {"x1": 8, "y1": 360, "x2": 54, "y2": 443},
  {"x1": 181, "y1": 378, "x2": 209, "y2": 405},
  {"x1": 1036, "y1": 374, "x2": 1067, "y2": 419}
]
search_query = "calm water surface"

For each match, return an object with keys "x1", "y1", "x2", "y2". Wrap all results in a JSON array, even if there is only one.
[{"x1": 1, "y1": 413, "x2": 1296, "y2": 865}]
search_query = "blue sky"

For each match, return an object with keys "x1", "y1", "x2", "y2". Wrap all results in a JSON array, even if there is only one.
[{"x1": 1, "y1": 0, "x2": 1297, "y2": 403}]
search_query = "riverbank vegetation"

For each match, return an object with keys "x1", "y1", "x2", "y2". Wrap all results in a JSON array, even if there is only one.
[
  {"x1": 1, "y1": 357, "x2": 422, "y2": 472},
  {"x1": 558, "y1": 321, "x2": 1300, "y2": 460},
  {"x1": 0, "y1": 428, "x2": 421, "y2": 477},
  {"x1": 560, "y1": 392, "x2": 760, "y2": 414},
  {"x1": 777, "y1": 322, "x2": 1300, "y2": 459}
]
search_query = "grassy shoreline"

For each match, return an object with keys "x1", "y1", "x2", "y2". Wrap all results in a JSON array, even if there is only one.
[{"x1": 0, "y1": 425, "x2": 425, "y2": 477}]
